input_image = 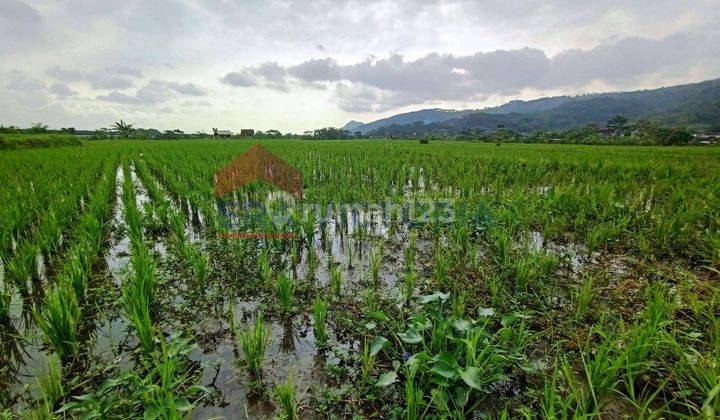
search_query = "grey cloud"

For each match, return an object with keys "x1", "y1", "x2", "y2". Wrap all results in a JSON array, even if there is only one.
[
  {"x1": 97, "y1": 80, "x2": 207, "y2": 105},
  {"x1": 90, "y1": 75, "x2": 135, "y2": 90},
  {"x1": 49, "y1": 82, "x2": 78, "y2": 97},
  {"x1": 220, "y1": 63, "x2": 289, "y2": 91},
  {"x1": 0, "y1": 0, "x2": 43, "y2": 51},
  {"x1": 46, "y1": 66, "x2": 86, "y2": 82},
  {"x1": 223, "y1": 32, "x2": 720, "y2": 111},
  {"x1": 5, "y1": 70, "x2": 50, "y2": 107},
  {"x1": 96, "y1": 91, "x2": 139, "y2": 104},
  {"x1": 47, "y1": 65, "x2": 143, "y2": 90},
  {"x1": 166, "y1": 81, "x2": 206, "y2": 96},
  {"x1": 220, "y1": 70, "x2": 257, "y2": 87},
  {"x1": 288, "y1": 58, "x2": 340, "y2": 82}
]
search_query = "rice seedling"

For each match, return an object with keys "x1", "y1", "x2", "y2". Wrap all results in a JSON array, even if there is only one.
[
  {"x1": 275, "y1": 371, "x2": 298, "y2": 419},
  {"x1": 3, "y1": 138, "x2": 720, "y2": 417},
  {"x1": 404, "y1": 266, "x2": 416, "y2": 304},
  {"x1": 312, "y1": 296, "x2": 329, "y2": 345},
  {"x1": 370, "y1": 243, "x2": 384, "y2": 287},
  {"x1": 276, "y1": 273, "x2": 294, "y2": 315},
  {"x1": 329, "y1": 264, "x2": 342, "y2": 298},
  {"x1": 259, "y1": 249, "x2": 273, "y2": 289},
  {"x1": 239, "y1": 314, "x2": 270, "y2": 377},
  {"x1": 572, "y1": 274, "x2": 595, "y2": 322},
  {"x1": 35, "y1": 355, "x2": 64, "y2": 412},
  {"x1": 6, "y1": 242, "x2": 38, "y2": 294},
  {"x1": 405, "y1": 368, "x2": 423, "y2": 420},
  {"x1": 122, "y1": 281, "x2": 155, "y2": 357},
  {"x1": 34, "y1": 283, "x2": 80, "y2": 364},
  {"x1": 360, "y1": 339, "x2": 376, "y2": 385}
]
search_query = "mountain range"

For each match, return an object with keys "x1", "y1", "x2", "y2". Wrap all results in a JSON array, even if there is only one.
[{"x1": 343, "y1": 78, "x2": 720, "y2": 135}]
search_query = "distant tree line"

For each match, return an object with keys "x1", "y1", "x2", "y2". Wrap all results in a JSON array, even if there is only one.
[
  {"x1": 369, "y1": 116, "x2": 704, "y2": 146},
  {"x1": 1, "y1": 117, "x2": 711, "y2": 146}
]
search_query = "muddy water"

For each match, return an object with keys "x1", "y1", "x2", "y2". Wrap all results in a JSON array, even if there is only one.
[{"x1": 191, "y1": 300, "x2": 326, "y2": 419}]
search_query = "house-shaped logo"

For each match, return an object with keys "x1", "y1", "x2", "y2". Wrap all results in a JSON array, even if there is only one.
[
  {"x1": 214, "y1": 144, "x2": 302, "y2": 199},
  {"x1": 214, "y1": 144, "x2": 302, "y2": 238}
]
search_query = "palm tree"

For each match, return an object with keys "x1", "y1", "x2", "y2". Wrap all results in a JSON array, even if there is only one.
[
  {"x1": 606, "y1": 115, "x2": 629, "y2": 135},
  {"x1": 112, "y1": 119, "x2": 134, "y2": 138}
]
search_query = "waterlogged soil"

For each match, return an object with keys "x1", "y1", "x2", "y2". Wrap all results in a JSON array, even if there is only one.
[{"x1": 3, "y1": 168, "x2": 686, "y2": 418}]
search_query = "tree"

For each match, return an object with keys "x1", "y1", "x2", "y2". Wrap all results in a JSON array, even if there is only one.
[
  {"x1": 112, "y1": 119, "x2": 135, "y2": 138},
  {"x1": 29, "y1": 122, "x2": 49, "y2": 133},
  {"x1": 606, "y1": 115, "x2": 629, "y2": 135}
]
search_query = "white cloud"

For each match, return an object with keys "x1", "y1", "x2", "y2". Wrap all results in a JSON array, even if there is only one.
[{"x1": 1, "y1": 0, "x2": 719, "y2": 131}]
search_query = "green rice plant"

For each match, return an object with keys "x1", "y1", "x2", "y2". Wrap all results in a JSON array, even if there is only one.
[
  {"x1": 405, "y1": 233, "x2": 416, "y2": 273},
  {"x1": 129, "y1": 244, "x2": 157, "y2": 306},
  {"x1": 312, "y1": 296, "x2": 329, "y2": 345},
  {"x1": 135, "y1": 333, "x2": 204, "y2": 418},
  {"x1": 228, "y1": 299, "x2": 236, "y2": 336},
  {"x1": 433, "y1": 249, "x2": 450, "y2": 288},
  {"x1": 616, "y1": 358, "x2": 668, "y2": 419},
  {"x1": 122, "y1": 248, "x2": 156, "y2": 358},
  {"x1": 239, "y1": 314, "x2": 270, "y2": 377},
  {"x1": 329, "y1": 264, "x2": 342, "y2": 298},
  {"x1": 169, "y1": 211, "x2": 187, "y2": 247},
  {"x1": 34, "y1": 283, "x2": 80, "y2": 364},
  {"x1": 35, "y1": 355, "x2": 64, "y2": 412},
  {"x1": 276, "y1": 273, "x2": 294, "y2": 315},
  {"x1": 572, "y1": 274, "x2": 595, "y2": 322},
  {"x1": 570, "y1": 330, "x2": 627, "y2": 415},
  {"x1": 259, "y1": 249, "x2": 273, "y2": 289},
  {"x1": 491, "y1": 230, "x2": 512, "y2": 270},
  {"x1": 360, "y1": 339, "x2": 376, "y2": 385},
  {"x1": 187, "y1": 245, "x2": 208, "y2": 292},
  {"x1": 307, "y1": 247, "x2": 319, "y2": 280},
  {"x1": 404, "y1": 266, "x2": 416, "y2": 304},
  {"x1": 1, "y1": 273, "x2": 11, "y2": 324},
  {"x1": 681, "y1": 355, "x2": 720, "y2": 417},
  {"x1": 370, "y1": 243, "x2": 384, "y2": 287},
  {"x1": 539, "y1": 364, "x2": 574, "y2": 419},
  {"x1": 62, "y1": 244, "x2": 92, "y2": 303},
  {"x1": 275, "y1": 371, "x2": 298, "y2": 419},
  {"x1": 6, "y1": 242, "x2": 38, "y2": 294},
  {"x1": 122, "y1": 282, "x2": 155, "y2": 357},
  {"x1": 405, "y1": 367, "x2": 424, "y2": 420},
  {"x1": 346, "y1": 238, "x2": 355, "y2": 269},
  {"x1": 513, "y1": 258, "x2": 532, "y2": 291},
  {"x1": 487, "y1": 273, "x2": 502, "y2": 309},
  {"x1": 37, "y1": 212, "x2": 61, "y2": 260},
  {"x1": 301, "y1": 209, "x2": 316, "y2": 249}
]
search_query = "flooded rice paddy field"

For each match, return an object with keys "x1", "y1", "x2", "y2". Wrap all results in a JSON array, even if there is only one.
[{"x1": 1, "y1": 140, "x2": 719, "y2": 418}]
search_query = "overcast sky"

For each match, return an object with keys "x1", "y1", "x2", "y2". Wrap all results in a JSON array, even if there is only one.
[{"x1": 2, "y1": 0, "x2": 719, "y2": 133}]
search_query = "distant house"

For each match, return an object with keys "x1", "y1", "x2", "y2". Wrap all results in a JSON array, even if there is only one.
[
  {"x1": 695, "y1": 133, "x2": 720, "y2": 145},
  {"x1": 695, "y1": 132, "x2": 720, "y2": 140},
  {"x1": 213, "y1": 128, "x2": 232, "y2": 138},
  {"x1": 239, "y1": 129, "x2": 255, "y2": 137}
]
